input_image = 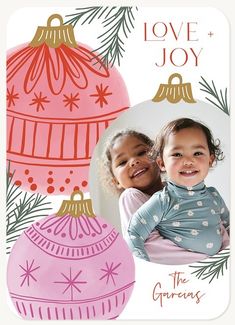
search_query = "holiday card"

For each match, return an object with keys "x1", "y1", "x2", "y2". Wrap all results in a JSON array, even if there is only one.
[{"x1": 6, "y1": 6, "x2": 230, "y2": 321}]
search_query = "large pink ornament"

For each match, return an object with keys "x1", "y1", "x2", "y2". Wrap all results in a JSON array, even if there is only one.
[
  {"x1": 7, "y1": 14, "x2": 129, "y2": 195},
  {"x1": 7, "y1": 191, "x2": 135, "y2": 320}
]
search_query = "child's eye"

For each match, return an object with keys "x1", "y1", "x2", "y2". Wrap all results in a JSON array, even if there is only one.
[
  {"x1": 194, "y1": 152, "x2": 203, "y2": 156},
  {"x1": 172, "y1": 153, "x2": 182, "y2": 157},
  {"x1": 137, "y1": 150, "x2": 148, "y2": 156},
  {"x1": 117, "y1": 160, "x2": 127, "y2": 167}
]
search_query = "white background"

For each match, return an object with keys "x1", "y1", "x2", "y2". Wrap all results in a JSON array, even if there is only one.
[{"x1": 1, "y1": 1, "x2": 234, "y2": 324}]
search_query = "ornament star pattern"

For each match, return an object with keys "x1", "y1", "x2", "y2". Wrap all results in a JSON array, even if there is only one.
[
  {"x1": 7, "y1": 85, "x2": 19, "y2": 107},
  {"x1": 54, "y1": 268, "x2": 87, "y2": 300},
  {"x1": 99, "y1": 262, "x2": 121, "y2": 286},
  {"x1": 30, "y1": 92, "x2": 50, "y2": 112},
  {"x1": 90, "y1": 84, "x2": 112, "y2": 108},
  {"x1": 63, "y1": 92, "x2": 80, "y2": 111},
  {"x1": 19, "y1": 259, "x2": 40, "y2": 287}
]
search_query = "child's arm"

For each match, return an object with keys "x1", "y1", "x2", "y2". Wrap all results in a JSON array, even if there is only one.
[
  {"x1": 126, "y1": 192, "x2": 164, "y2": 261},
  {"x1": 119, "y1": 188, "x2": 150, "y2": 234},
  {"x1": 209, "y1": 187, "x2": 230, "y2": 233}
]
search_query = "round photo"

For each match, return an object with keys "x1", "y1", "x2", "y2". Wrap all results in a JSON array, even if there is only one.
[{"x1": 89, "y1": 99, "x2": 230, "y2": 265}]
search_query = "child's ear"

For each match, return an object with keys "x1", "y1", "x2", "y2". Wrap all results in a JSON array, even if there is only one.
[
  {"x1": 156, "y1": 157, "x2": 166, "y2": 171},
  {"x1": 209, "y1": 154, "x2": 215, "y2": 167},
  {"x1": 112, "y1": 178, "x2": 122, "y2": 189}
]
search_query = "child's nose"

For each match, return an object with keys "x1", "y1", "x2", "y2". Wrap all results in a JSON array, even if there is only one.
[
  {"x1": 183, "y1": 157, "x2": 194, "y2": 166},
  {"x1": 130, "y1": 158, "x2": 140, "y2": 167}
]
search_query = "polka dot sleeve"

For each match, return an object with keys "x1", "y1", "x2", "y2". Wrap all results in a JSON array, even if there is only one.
[
  {"x1": 208, "y1": 187, "x2": 230, "y2": 232},
  {"x1": 126, "y1": 191, "x2": 167, "y2": 261}
]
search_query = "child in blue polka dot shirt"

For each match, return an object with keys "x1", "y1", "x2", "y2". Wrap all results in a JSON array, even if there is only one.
[{"x1": 126, "y1": 118, "x2": 230, "y2": 261}]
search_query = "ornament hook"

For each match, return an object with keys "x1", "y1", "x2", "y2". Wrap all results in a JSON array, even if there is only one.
[
  {"x1": 47, "y1": 14, "x2": 63, "y2": 27},
  {"x1": 71, "y1": 190, "x2": 84, "y2": 202}
]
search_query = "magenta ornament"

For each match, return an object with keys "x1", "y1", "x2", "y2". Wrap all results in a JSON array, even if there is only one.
[{"x1": 7, "y1": 191, "x2": 135, "y2": 320}]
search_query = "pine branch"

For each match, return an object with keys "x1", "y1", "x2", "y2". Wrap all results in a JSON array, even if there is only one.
[
  {"x1": 94, "y1": 7, "x2": 138, "y2": 67},
  {"x1": 6, "y1": 164, "x2": 52, "y2": 254},
  {"x1": 189, "y1": 249, "x2": 230, "y2": 283},
  {"x1": 199, "y1": 77, "x2": 230, "y2": 115},
  {"x1": 64, "y1": 6, "x2": 138, "y2": 67},
  {"x1": 64, "y1": 7, "x2": 112, "y2": 26}
]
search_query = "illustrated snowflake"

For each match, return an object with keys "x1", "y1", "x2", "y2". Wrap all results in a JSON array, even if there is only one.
[
  {"x1": 7, "y1": 85, "x2": 19, "y2": 107},
  {"x1": 54, "y1": 268, "x2": 87, "y2": 300},
  {"x1": 30, "y1": 92, "x2": 50, "y2": 112},
  {"x1": 63, "y1": 92, "x2": 80, "y2": 111},
  {"x1": 90, "y1": 83, "x2": 112, "y2": 108},
  {"x1": 99, "y1": 262, "x2": 121, "y2": 286},
  {"x1": 19, "y1": 259, "x2": 40, "y2": 287}
]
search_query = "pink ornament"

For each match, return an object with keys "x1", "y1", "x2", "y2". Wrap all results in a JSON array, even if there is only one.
[
  {"x1": 7, "y1": 14, "x2": 129, "y2": 195},
  {"x1": 7, "y1": 191, "x2": 135, "y2": 320}
]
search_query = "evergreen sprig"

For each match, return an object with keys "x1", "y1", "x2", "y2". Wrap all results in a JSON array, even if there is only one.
[
  {"x1": 6, "y1": 164, "x2": 52, "y2": 254},
  {"x1": 95, "y1": 7, "x2": 137, "y2": 67},
  {"x1": 199, "y1": 77, "x2": 229, "y2": 115},
  {"x1": 189, "y1": 249, "x2": 230, "y2": 283},
  {"x1": 64, "y1": 6, "x2": 113, "y2": 26},
  {"x1": 64, "y1": 6, "x2": 138, "y2": 67}
]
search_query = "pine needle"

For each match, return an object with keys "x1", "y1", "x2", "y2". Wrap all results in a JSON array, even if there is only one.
[
  {"x1": 64, "y1": 6, "x2": 138, "y2": 67},
  {"x1": 199, "y1": 77, "x2": 229, "y2": 115},
  {"x1": 6, "y1": 164, "x2": 52, "y2": 254},
  {"x1": 189, "y1": 249, "x2": 230, "y2": 283}
]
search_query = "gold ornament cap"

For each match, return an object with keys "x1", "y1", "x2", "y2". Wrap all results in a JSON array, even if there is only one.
[
  {"x1": 56, "y1": 190, "x2": 95, "y2": 218},
  {"x1": 152, "y1": 73, "x2": 196, "y2": 104},
  {"x1": 30, "y1": 14, "x2": 77, "y2": 48}
]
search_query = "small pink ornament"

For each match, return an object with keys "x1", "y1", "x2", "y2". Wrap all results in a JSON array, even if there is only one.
[
  {"x1": 7, "y1": 191, "x2": 135, "y2": 320},
  {"x1": 7, "y1": 14, "x2": 129, "y2": 195}
]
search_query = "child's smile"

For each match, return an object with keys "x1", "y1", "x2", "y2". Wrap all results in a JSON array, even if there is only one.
[{"x1": 131, "y1": 167, "x2": 149, "y2": 179}]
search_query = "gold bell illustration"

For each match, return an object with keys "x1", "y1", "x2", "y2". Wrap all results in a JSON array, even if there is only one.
[{"x1": 152, "y1": 73, "x2": 196, "y2": 104}]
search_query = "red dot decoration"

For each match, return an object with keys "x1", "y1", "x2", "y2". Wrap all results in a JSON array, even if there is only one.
[
  {"x1": 47, "y1": 177, "x2": 54, "y2": 184},
  {"x1": 47, "y1": 186, "x2": 55, "y2": 194},
  {"x1": 30, "y1": 184, "x2": 37, "y2": 191}
]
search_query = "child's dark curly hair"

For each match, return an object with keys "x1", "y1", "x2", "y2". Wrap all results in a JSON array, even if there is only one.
[
  {"x1": 150, "y1": 117, "x2": 224, "y2": 163},
  {"x1": 99, "y1": 129, "x2": 154, "y2": 195}
]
